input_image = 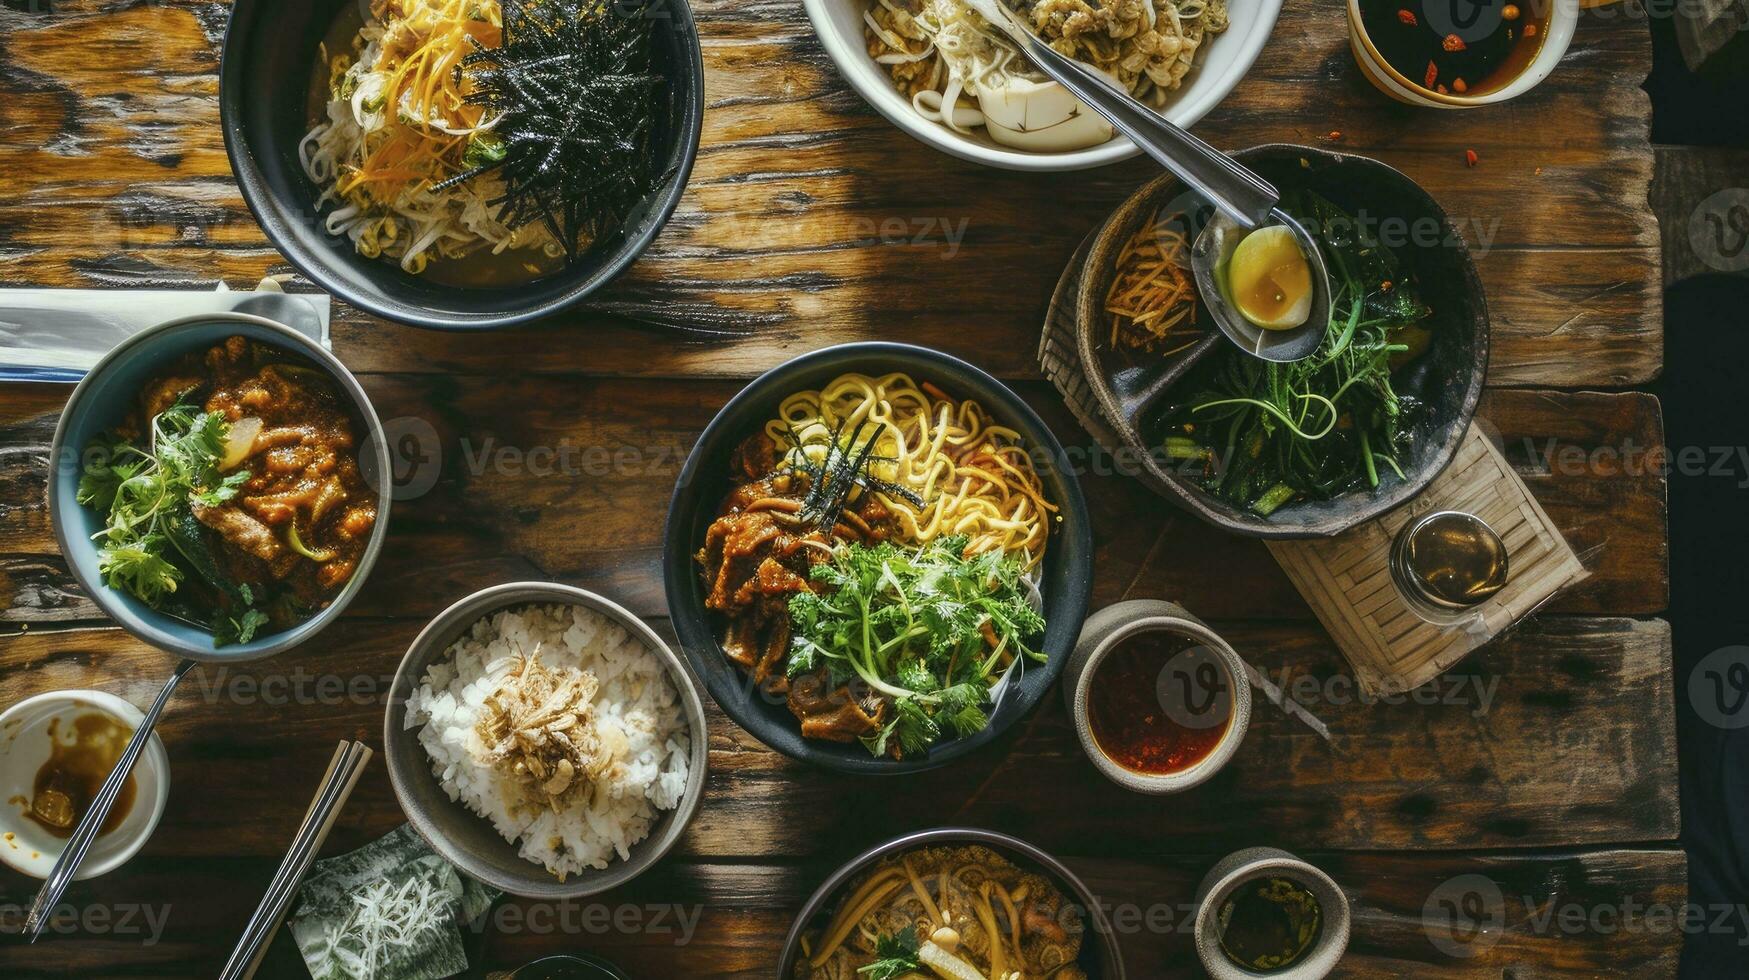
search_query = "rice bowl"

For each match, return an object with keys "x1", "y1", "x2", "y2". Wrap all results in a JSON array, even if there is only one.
[{"x1": 396, "y1": 594, "x2": 699, "y2": 888}]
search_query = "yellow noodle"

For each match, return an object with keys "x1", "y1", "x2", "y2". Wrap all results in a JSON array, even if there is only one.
[{"x1": 764, "y1": 371, "x2": 1054, "y2": 571}]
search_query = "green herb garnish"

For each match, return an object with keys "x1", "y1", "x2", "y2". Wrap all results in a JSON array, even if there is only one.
[
  {"x1": 787, "y1": 535, "x2": 1044, "y2": 758},
  {"x1": 857, "y1": 926, "x2": 922, "y2": 980},
  {"x1": 78, "y1": 403, "x2": 263, "y2": 645},
  {"x1": 1161, "y1": 190, "x2": 1434, "y2": 515}
]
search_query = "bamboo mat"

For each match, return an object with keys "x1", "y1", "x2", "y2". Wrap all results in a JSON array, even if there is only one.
[{"x1": 1267, "y1": 426, "x2": 1589, "y2": 694}]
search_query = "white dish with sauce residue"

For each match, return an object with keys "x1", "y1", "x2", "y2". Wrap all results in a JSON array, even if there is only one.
[{"x1": 0, "y1": 690, "x2": 170, "y2": 880}]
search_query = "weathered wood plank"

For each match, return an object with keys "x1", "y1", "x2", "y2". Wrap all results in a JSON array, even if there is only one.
[
  {"x1": 0, "y1": 615, "x2": 1678, "y2": 856},
  {"x1": 0, "y1": 383, "x2": 1668, "y2": 627},
  {"x1": 0, "y1": 848, "x2": 1687, "y2": 978},
  {"x1": 0, "y1": 0, "x2": 1661, "y2": 385}
]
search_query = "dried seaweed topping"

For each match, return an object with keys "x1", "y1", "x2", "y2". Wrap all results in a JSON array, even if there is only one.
[{"x1": 436, "y1": 0, "x2": 667, "y2": 260}]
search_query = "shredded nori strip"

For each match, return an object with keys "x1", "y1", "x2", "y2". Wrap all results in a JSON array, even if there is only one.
[
  {"x1": 435, "y1": 0, "x2": 666, "y2": 261},
  {"x1": 778, "y1": 418, "x2": 924, "y2": 532}
]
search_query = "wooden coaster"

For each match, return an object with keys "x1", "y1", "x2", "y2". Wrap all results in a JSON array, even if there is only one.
[{"x1": 1266, "y1": 425, "x2": 1589, "y2": 696}]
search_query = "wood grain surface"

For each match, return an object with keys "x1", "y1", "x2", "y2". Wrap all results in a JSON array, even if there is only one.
[
  {"x1": 0, "y1": 0, "x2": 1661, "y2": 384},
  {"x1": 0, "y1": 0, "x2": 1680, "y2": 977}
]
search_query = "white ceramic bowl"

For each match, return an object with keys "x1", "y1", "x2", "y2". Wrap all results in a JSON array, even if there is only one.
[
  {"x1": 802, "y1": 0, "x2": 1284, "y2": 171},
  {"x1": 1347, "y1": 0, "x2": 1579, "y2": 108},
  {"x1": 1064, "y1": 599, "x2": 1252, "y2": 794},
  {"x1": 0, "y1": 690, "x2": 170, "y2": 880}
]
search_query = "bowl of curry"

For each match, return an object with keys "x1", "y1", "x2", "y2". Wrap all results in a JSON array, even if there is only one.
[{"x1": 49, "y1": 313, "x2": 391, "y2": 661}]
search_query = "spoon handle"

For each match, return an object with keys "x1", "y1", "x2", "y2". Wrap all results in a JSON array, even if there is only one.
[
  {"x1": 23, "y1": 659, "x2": 194, "y2": 942},
  {"x1": 976, "y1": 2, "x2": 1278, "y2": 226}
]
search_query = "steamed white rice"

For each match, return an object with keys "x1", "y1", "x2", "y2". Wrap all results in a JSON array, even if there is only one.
[{"x1": 405, "y1": 603, "x2": 691, "y2": 880}]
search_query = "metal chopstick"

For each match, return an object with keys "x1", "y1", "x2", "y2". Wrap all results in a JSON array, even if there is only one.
[{"x1": 219, "y1": 740, "x2": 372, "y2": 980}]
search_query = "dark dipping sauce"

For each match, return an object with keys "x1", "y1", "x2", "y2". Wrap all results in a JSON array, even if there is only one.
[
  {"x1": 1360, "y1": 0, "x2": 1549, "y2": 96},
  {"x1": 1087, "y1": 630, "x2": 1232, "y2": 775},
  {"x1": 16, "y1": 713, "x2": 137, "y2": 840},
  {"x1": 1216, "y1": 875, "x2": 1324, "y2": 972}
]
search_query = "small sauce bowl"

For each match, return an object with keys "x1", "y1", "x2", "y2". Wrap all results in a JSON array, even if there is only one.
[
  {"x1": 1194, "y1": 847, "x2": 1352, "y2": 980},
  {"x1": 1064, "y1": 599, "x2": 1252, "y2": 794},
  {"x1": 1347, "y1": 0, "x2": 1579, "y2": 108},
  {"x1": 0, "y1": 690, "x2": 170, "y2": 880}
]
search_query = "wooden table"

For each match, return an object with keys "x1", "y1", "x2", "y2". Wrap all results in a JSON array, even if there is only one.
[{"x1": 0, "y1": 0, "x2": 1679, "y2": 976}]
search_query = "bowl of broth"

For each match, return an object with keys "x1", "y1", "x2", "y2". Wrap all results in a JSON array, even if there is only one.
[
  {"x1": 0, "y1": 690, "x2": 171, "y2": 880},
  {"x1": 1194, "y1": 847, "x2": 1351, "y2": 980},
  {"x1": 1064, "y1": 599, "x2": 1252, "y2": 794},
  {"x1": 1347, "y1": 0, "x2": 1578, "y2": 107}
]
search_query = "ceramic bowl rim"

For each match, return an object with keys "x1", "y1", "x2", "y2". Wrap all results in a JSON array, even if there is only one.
[
  {"x1": 46, "y1": 312, "x2": 392, "y2": 663},
  {"x1": 0, "y1": 689, "x2": 171, "y2": 880},
  {"x1": 661, "y1": 341, "x2": 1094, "y2": 774},
  {"x1": 218, "y1": 0, "x2": 705, "y2": 330},
  {"x1": 1193, "y1": 848, "x2": 1353, "y2": 980},
  {"x1": 1070, "y1": 614, "x2": 1253, "y2": 793},
  {"x1": 776, "y1": 826, "x2": 1129, "y2": 979},
  {"x1": 798, "y1": 0, "x2": 1283, "y2": 172},
  {"x1": 383, "y1": 581, "x2": 710, "y2": 899}
]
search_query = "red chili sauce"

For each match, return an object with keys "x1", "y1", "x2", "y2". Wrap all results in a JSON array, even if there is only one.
[{"x1": 1087, "y1": 630, "x2": 1232, "y2": 775}]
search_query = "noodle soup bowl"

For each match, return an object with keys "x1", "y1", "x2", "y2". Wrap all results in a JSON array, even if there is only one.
[
  {"x1": 802, "y1": 0, "x2": 1283, "y2": 171},
  {"x1": 663, "y1": 342, "x2": 1093, "y2": 774},
  {"x1": 779, "y1": 827, "x2": 1126, "y2": 978},
  {"x1": 220, "y1": 0, "x2": 704, "y2": 329}
]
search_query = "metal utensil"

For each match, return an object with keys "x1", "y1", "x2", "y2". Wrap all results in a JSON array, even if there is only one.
[
  {"x1": 221, "y1": 740, "x2": 372, "y2": 980},
  {"x1": 966, "y1": 0, "x2": 1332, "y2": 361},
  {"x1": 23, "y1": 659, "x2": 195, "y2": 942}
]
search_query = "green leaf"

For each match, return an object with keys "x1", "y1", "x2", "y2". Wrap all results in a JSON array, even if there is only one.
[
  {"x1": 215, "y1": 607, "x2": 271, "y2": 647},
  {"x1": 857, "y1": 926, "x2": 921, "y2": 980}
]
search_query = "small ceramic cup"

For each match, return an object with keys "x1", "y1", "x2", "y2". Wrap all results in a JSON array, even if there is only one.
[
  {"x1": 0, "y1": 690, "x2": 171, "y2": 879},
  {"x1": 1194, "y1": 847, "x2": 1352, "y2": 980},
  {"x1": 1347, "y1": 0, "x2": 1580, "y2": 108},
  {"x1": 1063, "y1": 599, "x2": 1252, "y2": 794}
]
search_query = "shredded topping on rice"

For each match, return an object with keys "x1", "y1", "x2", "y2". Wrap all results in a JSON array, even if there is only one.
[{"x1": 474, "y1": 646, "x2": 622, "y2": 814}]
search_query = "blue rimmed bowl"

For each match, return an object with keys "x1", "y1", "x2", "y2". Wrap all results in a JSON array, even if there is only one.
[
  {"x1": 662, "y1": 342, "x2": 1094, "y2": 774},
  {"x1": 47, "y1": 313, "x2": 391, "y2": 662}
]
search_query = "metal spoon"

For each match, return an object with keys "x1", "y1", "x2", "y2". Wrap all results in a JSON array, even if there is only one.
[{"x1": 966, "y1": 0, "x2": 1332, "y2": 361}]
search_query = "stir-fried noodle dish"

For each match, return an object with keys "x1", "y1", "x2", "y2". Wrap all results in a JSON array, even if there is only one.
[{"x1": 696, "y1": 373, "x2": 1057, "y2": 759}]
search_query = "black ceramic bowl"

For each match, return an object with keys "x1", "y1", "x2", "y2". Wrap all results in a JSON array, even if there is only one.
[
  {"x1": 220, "y1": 0, "x2": 703, "y2": 330},
  {"x1": 777, "y1": 828, "x2": 1127, "y2": 979},
  {"x1": 1074, "y1": 145, "x2": 1490, "y2": 538},
  {"x1": 663, "y1": 343, "x2": 1093, "y2": 775}
]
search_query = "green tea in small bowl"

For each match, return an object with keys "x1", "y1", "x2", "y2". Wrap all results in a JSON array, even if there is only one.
[{"x1": 1216, "y1": 875, "x2": 1325, "y2": 972}]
